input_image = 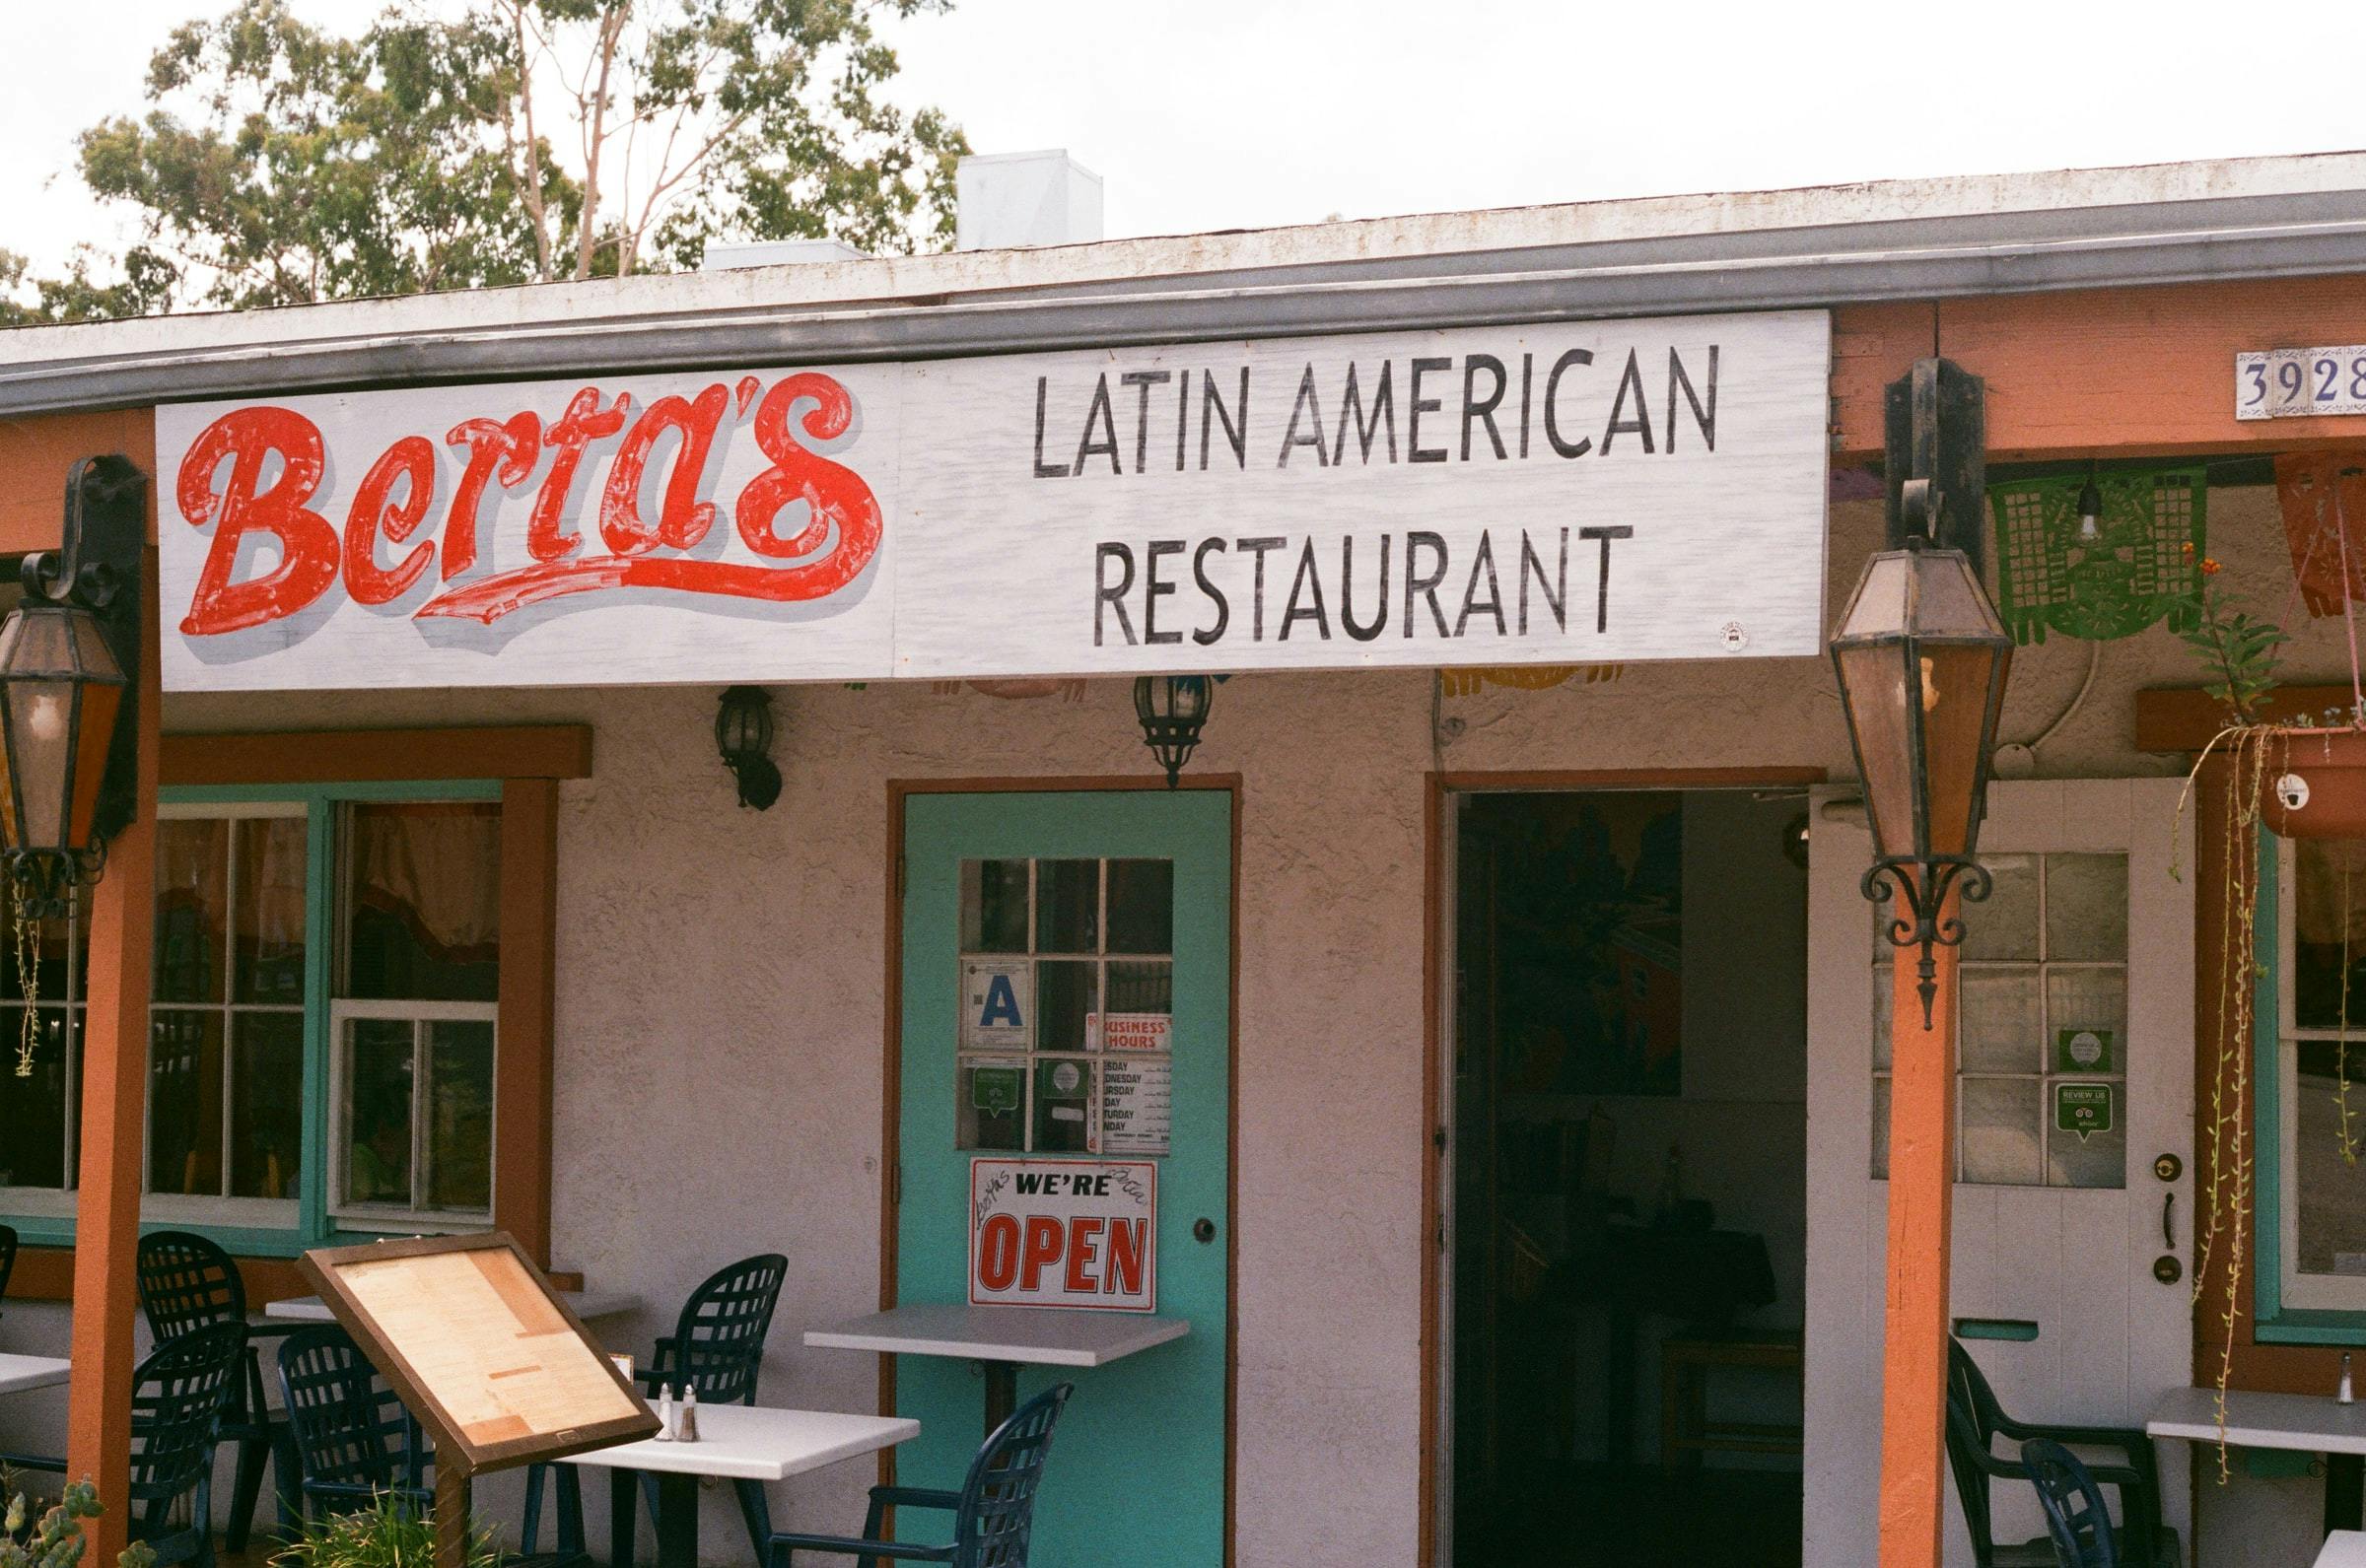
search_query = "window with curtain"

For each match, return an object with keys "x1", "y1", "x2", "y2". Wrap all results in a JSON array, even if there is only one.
[{"x1": 2275, "y1": 835, "x2": 2366, "y2": 1313}]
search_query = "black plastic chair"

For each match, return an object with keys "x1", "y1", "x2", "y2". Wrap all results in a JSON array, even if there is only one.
[
  {"x1": 766, "y1": 1382, "x2": 1074, "y2": 1567},
  {"x1": 1944, "y1": 1338, "x2": 2175, "y2": 1568},
  {"x1": 0, "y1": 1222, "x2": 19, "y2": 1318},
  {"x1": 275, "y1": 1326, "x2": 433, "y2": 1525},
  {"x1": 279, "y1": 1325, "x2": 587, "y2": 1565},
  {"x1": 2023, "y1": 1438, "x2": 2120, "y2": 1568},
  {"x1": 136, "y1": 1229, "x2": 305, "y2": 1551},
  {"x1": 3, "y1": 1321, "x2": 247, "y2": 1568},
  {"x1": 543, "y1": 1254, "x2": 787, "y2": 1561}
]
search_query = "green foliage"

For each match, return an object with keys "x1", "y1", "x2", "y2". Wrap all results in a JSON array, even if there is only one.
[
  {"x1": 2178, "y1": 571, "x2": 2288, "y2": 725},
  {"x1": 271, "y1": 1491, "x2": 498, "y2": 1568},
  {"x1": 2, "y1": 0, "x2": 968, "y2": 320},
  {"x1": 0, "y1": 1475, "x2": 157, "y2": 1568}
]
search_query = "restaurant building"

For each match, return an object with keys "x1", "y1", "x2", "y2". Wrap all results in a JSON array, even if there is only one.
[{"x1": 1, "y1": 148, "x2": 2365, "y2": 1567}]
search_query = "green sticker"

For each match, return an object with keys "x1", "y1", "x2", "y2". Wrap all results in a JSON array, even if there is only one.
[
  {"x1": 971, "y1": 1066, "x2": 1021, "y2": 1116},
  {"x1": 2055, "y1": 1082, "x2": 2114, "y2": 1140},
  {"x1": 2055, "y1": 1028, "x2": 2115, "y2": 1074}
]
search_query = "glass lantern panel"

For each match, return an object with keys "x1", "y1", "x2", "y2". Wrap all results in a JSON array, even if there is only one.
[
  {"x1": 0, "y1": 677, "x2": 78, "y2": 852},
  {"x1": 66, "y1": 681, "x2": 118, "y2": 847},
  {"x1": 1919, "y1": 644, "x2": 2005, "y2": 858},
  {"x1": 1836, "y1": 644, "x2": 1916, "y2": 861}
]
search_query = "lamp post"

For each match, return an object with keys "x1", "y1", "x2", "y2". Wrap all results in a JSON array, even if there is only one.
[{"x1": 1841, "y1": 359, "x2": 2012, "y2": 1568}]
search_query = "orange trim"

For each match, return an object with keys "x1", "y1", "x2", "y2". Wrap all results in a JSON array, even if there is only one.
[
  {"x1": 66, "y1": 546, "x2": 160, "y2": 1567},
  {"x1": 1834, "y1": 281, "x2": 2366, "y2": 462},
  {"x1": 495, "y1": 779, "x2": 561, "y2": 1267},
  {"x1": 162, "y1": 725, "x2": 592, "y2": 785},
  {"x1": 0, "y1": 410, "x2": 157, "y2": 553}
]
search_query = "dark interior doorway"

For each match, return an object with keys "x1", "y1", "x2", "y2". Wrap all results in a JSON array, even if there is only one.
[{"x1": 1450, "y1": 788, "x2": 1809, "y2": 1568}]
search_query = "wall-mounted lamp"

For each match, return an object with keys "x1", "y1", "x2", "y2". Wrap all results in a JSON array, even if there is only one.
[
  {"x1": 715, "y1": 685, "x2": 782, "y2": 809},
  {"x1": 0, "y1": 455, "x2": 144, "y2": 920},
  {"x1": 1134, "y1": 675, "x2": 1214, "y2": 788}
]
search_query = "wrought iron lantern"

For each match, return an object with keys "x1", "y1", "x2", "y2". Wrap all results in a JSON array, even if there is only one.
[
  {"x1": 0, "y1": 455, "x2": 143, "y2": 920},
  {"x1": 1831, "y1": 537, "x2": 2013, "y2": 1025},
  {"x1": 1134, "y1": 675, "x2": 1213, "y2": 788},
  {"x1": 715, "y1": 685, "x2": 781, "y2": 810}
]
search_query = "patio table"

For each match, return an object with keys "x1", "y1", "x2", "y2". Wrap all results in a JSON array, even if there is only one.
[
  {"x1": 2148, "y1": 1385, "x2": 2366, "y2": 1537},
  {"x1": 0, "y1": 1355, "x2": 68, "y2": 1395},
  {"x1": 804, "y1": 1303, "x2": 1189, "y2": 1436},
  {"x1": 559, "y1": 1403, "x2": 918, "y2": 1568}
]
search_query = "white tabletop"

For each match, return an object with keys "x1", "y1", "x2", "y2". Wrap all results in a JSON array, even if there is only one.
[
  {"x1": 2318, "y1": 1530, "x2": 2366, "y2": 1567},
  {"x1": 804, "y1": 1304, "x2": 1190, "y2": 1368},
  {"x1": 2147, "y1": 1385, "x2": 2366, "y2": 1455},
  {"x1": 265, "y1": 1290, "x2": 640, "y2": 1325},
  {"x1": 0, "y1": 1354, "x2": 68, "y2": 1396},
  {"x1": 557, "y1": 1403, "x2": 919, "y2": 1481}
]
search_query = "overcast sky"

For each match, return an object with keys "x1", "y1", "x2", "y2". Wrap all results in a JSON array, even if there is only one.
[{"x1": 4, "y1": 0, "x2": 2364, "y2": 277}]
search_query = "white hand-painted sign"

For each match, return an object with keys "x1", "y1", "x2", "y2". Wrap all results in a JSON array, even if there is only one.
[
  {"x1": 969, "y1": 1157, "x2": 1156, "y2": 1312},
  {"x1": 155, "y1": 311, "x2": 1831, "y2": 691}
]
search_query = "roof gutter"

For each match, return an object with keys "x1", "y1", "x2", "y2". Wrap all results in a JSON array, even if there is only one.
[{"x1": 4, "y1": 205, "x2": 2366, "y2": 417}]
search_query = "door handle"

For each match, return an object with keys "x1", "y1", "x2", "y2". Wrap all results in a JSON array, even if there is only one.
[{"x1": 2163, "y1": 1193, "x2": 2176, "y2": 1250}]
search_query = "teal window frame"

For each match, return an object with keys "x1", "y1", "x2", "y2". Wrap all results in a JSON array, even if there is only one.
[
  {"x1": 0, "y1": 778, "x2": 501, "y2": 1260},
  {"x1": 2253, "y1": 826, "x2": 2366, "y2": 1343}
]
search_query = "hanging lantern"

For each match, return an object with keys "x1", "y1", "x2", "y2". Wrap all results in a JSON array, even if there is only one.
[
  {"x1": 714, "y1": 685, "x2": 782, "y2": 810},
  {"x1": 1831, "y1": 540, "x2": 2014, "y2": 1023},
  {"x1": 1134, "y1": 676, "x2": 1214, "y2": 788}
]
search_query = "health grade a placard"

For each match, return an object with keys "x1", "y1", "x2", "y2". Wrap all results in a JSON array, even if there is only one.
[{"x1": 970, "y1": 1157, "x2": 1156, "y2": 1312}]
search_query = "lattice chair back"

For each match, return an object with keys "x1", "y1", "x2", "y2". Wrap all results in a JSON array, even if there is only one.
[
  {"x1": 2021, "y1": 1438, "x2": 2120, "y2": 1568},
  {"x1": 136, "y1": 1230, "x2": 248, "y2": 1341},
  {"x1": 129, "y1": 1321, "x2": 247, "y2": 1551},
  {"x1": 954, "y1": 1383, "x2": 1074, "y2": 1568},
  {"x1": 661, "y1": 1254, "x2": 788, "y2": 1403},
  {"x1": 277, "y1": 1326, "x2": 427, "y2": 1519}
]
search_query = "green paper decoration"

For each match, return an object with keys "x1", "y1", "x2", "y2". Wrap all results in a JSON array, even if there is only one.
[{"x1": 1988, "y1": 468, "x2": 2208, "y2": 645}]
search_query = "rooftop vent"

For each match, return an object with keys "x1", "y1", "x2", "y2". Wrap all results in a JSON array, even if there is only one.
[
  {"x1": 955, "y1": 151, "x2": 1103, "y2": 250},
  {"x1": 701, "y1": 238, "x2": 870, "y2": 271}
]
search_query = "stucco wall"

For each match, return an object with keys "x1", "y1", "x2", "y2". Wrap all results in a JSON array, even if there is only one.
[{"x1": 0, "y1": 485, "x2": 2346, "y2": 1565}]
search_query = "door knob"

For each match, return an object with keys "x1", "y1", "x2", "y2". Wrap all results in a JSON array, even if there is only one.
[
  {"x1": 2154, "y1": 1153, "x2": 2183, "y2": 1183},
  {"x1": 2154, "y1": 1256, "x2": 2183, "y2": 1285}
]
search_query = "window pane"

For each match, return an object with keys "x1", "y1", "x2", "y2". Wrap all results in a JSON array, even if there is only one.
[
  {"x1": 344, "y1": 803, "x2": 500, "y2": 1002},
  {"x1": 2045, "y1": 853, "x2": 2127, "y2": 963},
  {"x1": 1960, "y1": 969, "x2": 2042, "y2": 1073},
  {"x1": 2047, "y1": 1083, "x2": 2124, "y2": 1189},
  {"x1": 1103, "y1": 961, "x2": 1172, "y2": 1023},
  {"x1": 1961, "y1": 1076, "x2": 2044, "y2": 1185},
  {"x1": 1963, "y1": 854, "x2": 2040, "y2": 962},
  {"x1": 1035, "y1": 961, "x2": 1098, "y2": 1052},
  {"x1": 2048, "y1": 968, "x2": 2127, "y2": 1068},
  {"x1": 154, "y1": 818, "x2": 227, "y2": 1003},
  {"x1": 957, "y1": 1058, "x2": 1026, "y2": 1151},
  {"x1": 960, "y1": 860, "x2": 1028, "y2": 953},
  {"x1": 345, "y1": 1018, "x2": 414, "y2": 1205},
  {"x1": 2294, "y1": 840, "x2": 2366, "y2": 1030},
  {"x1": 1034, "y1": 859, "x2": 1097, "y2": 954},
  {"x1": 230, "y1": 1013, "x2": 304, "y2": 1199},
  {"x1": 148, "y1": 1010, "x2": 223, "y2": 1195},
  {"x1": 235, "y1": 817, "x2": 309, "y2": 1004},
  {"x1": 0, "y1": 1009, "x2": 70, "y2": 1188},
  {"x1": 427, "y1": 1021, "x2": 494, "y2": 1212},
  {"x1": 1033, "y1": 1057, "x2": 1092, "y2": 1153},
  {"x1": 2297, "y1": 1040, "x2": 2366, "y2": 1275},
  {"x1": 1106, "y1": 859, "x2": 1173, "y2": 954}
]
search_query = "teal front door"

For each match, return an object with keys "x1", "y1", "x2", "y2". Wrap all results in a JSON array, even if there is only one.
[{"x1": 895, "y1": 788, "x2": 1231, "y2": 1566}]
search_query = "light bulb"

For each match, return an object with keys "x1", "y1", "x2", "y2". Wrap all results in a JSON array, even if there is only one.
[
  {"x1": 27, "y1": 695, "x2": 64, "y2": 743},
  {"x1": 2075, "y1": 478, "x2": 2103, "y2": 545}
]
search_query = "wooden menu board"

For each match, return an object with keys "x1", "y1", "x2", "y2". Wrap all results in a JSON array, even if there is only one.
[{"x1": 298, "y1": 1231, "x2": 658, "y2": 1472}]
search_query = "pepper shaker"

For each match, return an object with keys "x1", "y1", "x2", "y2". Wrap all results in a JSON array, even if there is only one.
[
  {"x1": 2341, "y1": 1352, "x2": 2354, "y2": 1406},
  {"x1": 677, "y1": 1386, "x2": 700, "y2": 1443}
]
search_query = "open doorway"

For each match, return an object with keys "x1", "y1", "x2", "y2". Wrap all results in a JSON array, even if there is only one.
[{"x1": 1449, "y1": 787, "x2": 1809, "y2": 1568}]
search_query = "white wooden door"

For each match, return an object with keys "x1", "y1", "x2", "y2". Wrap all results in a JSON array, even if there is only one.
[{"x1": 1803, "y1": 779, "x2": 2194, "y2": 1566}]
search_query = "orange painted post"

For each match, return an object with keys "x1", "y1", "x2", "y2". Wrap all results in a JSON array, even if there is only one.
[
  {"x1": 1877, "y1": 892, "x2": 1960, "y2": 1568},
  {"x1": 65, "y1": 547, "x2": 160, "y2": 1566}
]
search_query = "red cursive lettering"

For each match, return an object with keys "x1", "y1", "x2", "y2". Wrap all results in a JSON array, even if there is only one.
[
  {"x1": 599, "y1": 384, "x2": 728, "y2": 555},
  {"x1": 443, "y1": 413, "x2": 540, "y2": 579},
  {"x1": 176, "y1": 407, "x2": 343, "y2": 636},
  {"x1": 526, "y1": 388, "x2": 631, "y2": 563},
  {"x1": 343, "y1": 437, "x2": 437, "y2": 605}
]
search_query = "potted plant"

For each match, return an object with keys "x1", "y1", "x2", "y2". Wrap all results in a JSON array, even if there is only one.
[
  {"x1": 0, "y1": 1475, "x2": 155, "y2": 1568},
  {"x1": 273, "y1": 1491, "x2": 498, "y2": 1568}
]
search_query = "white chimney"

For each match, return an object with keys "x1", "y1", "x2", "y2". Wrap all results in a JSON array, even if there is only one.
[
  {"x1": 955, "y1": 151, "x2": 1103, "y2": 250},
  {"x1": 701, "y1": 238, "x2": 869, "y2": 271}
]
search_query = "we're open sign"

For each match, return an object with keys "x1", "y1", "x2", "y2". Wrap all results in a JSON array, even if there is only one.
[{"x1": 969, "y1": 1158, "x2": 1156, "y2": 1312}]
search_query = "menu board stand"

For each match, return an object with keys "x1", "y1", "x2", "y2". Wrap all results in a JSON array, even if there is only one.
[{"x1": 298, "y1": 1232, "x2": 659, "y2": 1568}]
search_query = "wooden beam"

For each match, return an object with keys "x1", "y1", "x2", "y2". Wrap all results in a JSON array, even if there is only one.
[
  {"x1": 161, "y1": 724, "x2": 592, "y2": 784},
  {"x1": 1877, "y1": 914, "x2": 1959, "y2": 1568},
  {"x1": 2133, "y1": 685, "x2": 2360, "y2": 752},
  {"x1": 494, "y1": 779, "x2": 560, "y2": 1267},
  {"x1": 66, "y1": 546, "x2": 160, "y2": 1568},
  {"x1": 1833, "y1": 303, "x2": 1938, "y2": 461},
  {"x1": 0, "y1": 411, "x2": 155, "y2": 554}
]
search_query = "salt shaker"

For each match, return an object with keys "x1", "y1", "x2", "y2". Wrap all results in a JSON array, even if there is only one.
[
  {"x1": 677, "y1": 1386, "x2": 700, "y2": 1443},
  {"x1": 2341, "y1": 1352, "x2": 2355, "y2": 1406},
  {"x1": 655, "y1": 1383, "x2": 676, "y2": 1440}
]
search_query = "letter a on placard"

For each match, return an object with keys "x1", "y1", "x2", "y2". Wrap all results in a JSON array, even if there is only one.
[{"x1": 981, "y1": 974, "x2": 1022, "y2": 1028}]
